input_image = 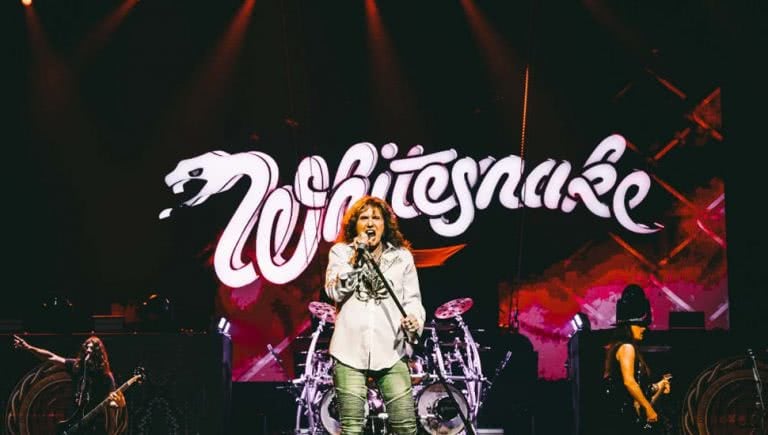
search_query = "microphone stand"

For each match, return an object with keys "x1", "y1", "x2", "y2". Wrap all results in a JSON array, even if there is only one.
[
  {"x1": 76, "y1": 352, "x2": 92, "y2": 410},
  {"x1": 358, "y1": 249, "x2": 420, "y2": 346}
]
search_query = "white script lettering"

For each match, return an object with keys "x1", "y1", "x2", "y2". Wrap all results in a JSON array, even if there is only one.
[{"x1": 159, "y1": 134, "x2": 662, "y2": 287}]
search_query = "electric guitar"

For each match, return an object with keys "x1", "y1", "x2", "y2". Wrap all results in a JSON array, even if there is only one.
[
  {"x1": 636, "y1": 373, "x2": 673, "y2": 433},
  {"x1": 57, "y1": 367, "x2": 146, "y2": 435}
]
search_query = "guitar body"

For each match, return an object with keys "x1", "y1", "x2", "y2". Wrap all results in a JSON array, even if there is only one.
[
  {"x1": 635, "y1": 416, "x2": 673, "y2": 434},
  {"x1": 56, "y1": 409, "x2": 91, "y2": 435},
  {"x1": 604, "y1": 373, "x2": 673, "y2": 435},
  {"x1": 56, "y1": 418, "x2": 83, "y2": 435},
  {"x1": 635, "y1": 374, "x2": 674, "y2": 435},
  {"x1": 55, "y1": 367, "x2": 145, "y2": 435}
]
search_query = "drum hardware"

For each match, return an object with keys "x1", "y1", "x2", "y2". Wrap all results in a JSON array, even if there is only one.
[
  {"x1": 292, "y1": 301, "x2": 339, "y2": 434},
  {"x1": 477, "y1": 350, "x2": 512, "y2": 410},
  {"x1": 319, "y1": 387, "x2": 390, "y2": 435},
  {"x1": 434, "y1": 298, "x2": 474, "y2": 320},
  {"x1": 423, "y1": 319, "x2": 477, "y2": 435},
  {"x1": 408, "y1": 354, "x2": 432, "y2": 385},
  {"x1": 308, "y1": 301, "x2": 337, "y2": 324},
  {"x1": 416, "y1": 382, "x2": 470, "y2": 435},
  {"x1": 287, "y1": 297, "x2": 496, "y2": 434},
  {"x1": 447, "y1": 338, "x2": 471, "y2": 376},
  {"x1": 453, "y1": 313, "x2": 485, "y2": 421},
  {"x1": 430, "y1": 298, "x2": 491, "y2": 429},
  {"x1": 266, "y1": 343, "x2": 305, "y2": 403}
]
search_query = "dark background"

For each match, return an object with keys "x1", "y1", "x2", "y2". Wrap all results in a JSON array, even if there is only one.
[{"x1": 6, "y1": 0, "x2": 766, "y2": 433}]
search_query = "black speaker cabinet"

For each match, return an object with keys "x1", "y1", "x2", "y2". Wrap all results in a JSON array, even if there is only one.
[
  {"x1": 2, "y1": 332, "x2": 232, "y2": 435},
  {"x1": 568, "y1": 328, "x2": 759, "y2": 435}
]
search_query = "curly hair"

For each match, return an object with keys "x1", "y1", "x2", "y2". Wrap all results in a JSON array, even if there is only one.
[
  {"x1": 336, "y1": 196, "x2": 411, "y2": 250},
  {"x1": 76, "y1": 335, "x2": 113, "y2": 376}
]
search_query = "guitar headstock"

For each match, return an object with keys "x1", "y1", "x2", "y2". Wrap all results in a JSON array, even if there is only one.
[{"x1": 132, "y1": 366, "x2": 147, "y2": 384}]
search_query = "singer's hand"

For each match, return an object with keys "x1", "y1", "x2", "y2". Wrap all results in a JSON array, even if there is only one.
[
  {"x1": 401, "y1": 315, "x2": 420, "y2": 334},
  {"x1": 353, "y1": 233, "x2": 370, "y2": 248},
  {"x1": 350, "y1": 233, "x2": 370, "y2": 267}
]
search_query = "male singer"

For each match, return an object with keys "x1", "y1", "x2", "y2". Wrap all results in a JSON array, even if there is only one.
[{"x1": 325, "y1": 195, "x2": 425, "y2": 434}]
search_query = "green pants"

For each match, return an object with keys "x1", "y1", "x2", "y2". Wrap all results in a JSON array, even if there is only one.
[{"x1": 332, "y1": 359, "x2": 418, "y2": 435}]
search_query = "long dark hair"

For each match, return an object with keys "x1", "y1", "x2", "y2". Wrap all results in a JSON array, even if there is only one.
[
  {"x1": 335, "y1": 196, "x2": 411, "y2": 250},
  {"x1": 75, "y1": 335, "x2": 112, "y2": 376},
  {"x1": 603, "y1": 324, "x2": 650, "y2": 379}
]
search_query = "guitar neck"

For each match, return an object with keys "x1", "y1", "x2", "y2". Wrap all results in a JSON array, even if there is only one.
[{"x1": 79, "y1": 376, "x2": 138, "y2": 424}]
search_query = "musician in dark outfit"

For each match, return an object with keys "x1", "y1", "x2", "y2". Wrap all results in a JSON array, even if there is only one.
[
  {"x1": 603, "y1": 285, "x2": 671, "y2": 434},
  {"x1": 13, "y1": 334, "x2": 127, "y2": 435}
]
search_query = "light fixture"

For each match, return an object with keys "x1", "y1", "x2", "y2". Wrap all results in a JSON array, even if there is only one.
[
  {"x1": 571, "y1": 312, "x2": 591, "y2": 332},
  {"x1": 217, "y1": 317, "x2": 231, "y2": 336}
]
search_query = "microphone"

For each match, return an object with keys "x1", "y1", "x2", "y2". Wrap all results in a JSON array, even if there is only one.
[
  {"x1": 83, "y1": 349, "x2": 92, "y2": 367},
  {"x1": 354, "y1": 233, "x2": 369, "y2": 267}
]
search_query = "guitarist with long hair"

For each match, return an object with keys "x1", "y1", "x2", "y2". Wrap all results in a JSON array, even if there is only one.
[
  {"x1": 13, "y1": 334, "x2": 127, "y2": 434},
  {"x1": 603, "y1": 285, "x2": 672, "y2": 434}
]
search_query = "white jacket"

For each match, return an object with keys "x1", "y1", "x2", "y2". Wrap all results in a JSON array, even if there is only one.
[{"x1": 325, "y1": 242, "x2": 426, "y2": 371}]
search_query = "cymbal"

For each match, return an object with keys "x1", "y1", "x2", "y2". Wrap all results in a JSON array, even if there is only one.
[
  {"x1": 308, "y1": 301, "x2": 337, "y2": 324},
  {"x1": 434, "y1": 297, "x2": 473, "y2": 319}
]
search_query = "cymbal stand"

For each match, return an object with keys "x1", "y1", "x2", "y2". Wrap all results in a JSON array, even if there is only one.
[
  {"x1": 449, "y1": 338, "x2": 470, "y2": 377},
  {"x1": 293, "y1": 318, "x2": 329, "y2": 434},
  {"x1": 430, "y1": 326, "x2": 449, "y2": 380},
  {"x1": 426, "y1": 320, "x2": 476, "y2": 435},
  {"x1": 454, "y1": 314, "x2": 486, "y2": 422}
]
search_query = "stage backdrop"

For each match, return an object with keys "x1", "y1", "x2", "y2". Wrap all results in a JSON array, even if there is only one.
[{"x1": 12, "y1": 0, "x2": 728, "y2": 381}]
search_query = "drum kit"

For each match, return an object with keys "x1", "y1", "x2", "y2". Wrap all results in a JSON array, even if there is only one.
[{"x1": 288, "y1": 298, "x2": 490, "y2": 435}]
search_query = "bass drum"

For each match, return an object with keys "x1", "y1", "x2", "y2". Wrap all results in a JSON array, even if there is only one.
[
  {"x1": 415, "y1": 382, "x2": 469, "y2": 435},
  {"x1": 319, "y1": 387, "x2": 386, "y2": 435}
]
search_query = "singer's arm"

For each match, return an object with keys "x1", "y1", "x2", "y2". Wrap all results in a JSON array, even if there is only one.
[
  {"x1": 400, "y1": 251, "x2": 426, "y2": 336},
  {"x1": 325, "y1": 243, "x2": 360, "y2": 303},
  {"x1": 12, "y1": 335, "x2": 66, "y2": 365}
]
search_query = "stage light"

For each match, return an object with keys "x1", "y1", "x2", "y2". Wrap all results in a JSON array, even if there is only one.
[
  {"x1": 30, "y1": 295, "x2": 79, "y2": 332},
  {"x1": 217, "y1": 317, "x2": 231, "y2": 336},
  {"x1": 42, "y1": 295, "x2": 74, "y2": 312},
  {"x1": 22, "y1": 0, "x2": 33, "y2": 7},
  {"x1": 571, "y1": 312, "x2": 591, "y2": 332}
]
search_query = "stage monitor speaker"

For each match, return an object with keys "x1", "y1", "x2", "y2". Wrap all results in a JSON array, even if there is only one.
[
  {"x1": 669, "y1": 311, "x2": 705, "y2": 329},
  {"x1": 2, "y1": 332, "x2": 231, "y2": 435}
]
